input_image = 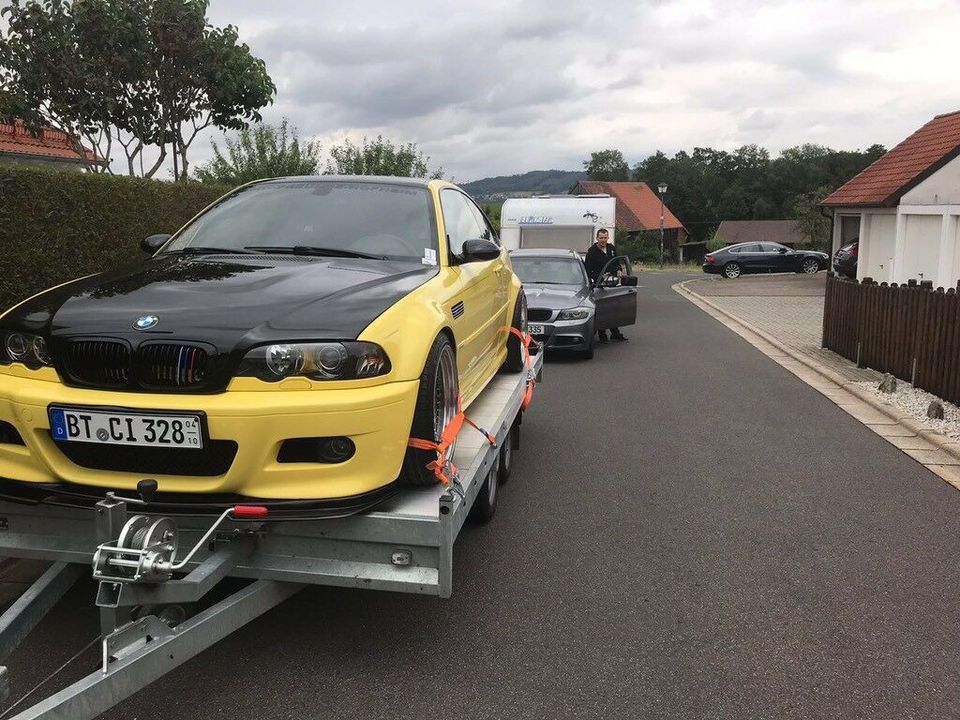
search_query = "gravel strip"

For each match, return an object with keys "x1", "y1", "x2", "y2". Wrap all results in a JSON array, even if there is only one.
[{"x1": 856, "y1": 380, "x2": 960, "y2": 440}]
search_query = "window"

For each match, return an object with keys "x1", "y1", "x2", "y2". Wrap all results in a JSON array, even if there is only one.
[
  {"x1": 440, "y1": 190, "x2": 487, "y2": 256},
  {"x1": 733, "y1": 244, "x2": 760, "y2": 253},
  {"x1": 510, "y1": 257, "x2": 587, "y2": 286},
  {"x1": 759, "y1": 242, "x2": 786, "y2": 253},
  {"x1": 165, "y1": 181, "x2": 435, "y2": 261}
]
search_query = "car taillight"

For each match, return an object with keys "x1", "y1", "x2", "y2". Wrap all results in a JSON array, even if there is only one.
[
  {"x1": 850, "y1": 245, "x2": 858, "y2": 257},
  {"x1": 705, "y1": 254, "x2": 714, "y2": 264}
]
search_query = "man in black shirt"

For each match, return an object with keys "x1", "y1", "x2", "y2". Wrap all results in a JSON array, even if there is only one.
[{"x1": 584, "y1": 228, "x2": 627, "y2": 342}]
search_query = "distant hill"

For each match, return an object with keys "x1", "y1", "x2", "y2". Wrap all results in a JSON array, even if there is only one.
[{"x1": 461, "y1": 170, "x2": 586, "y2": 201}]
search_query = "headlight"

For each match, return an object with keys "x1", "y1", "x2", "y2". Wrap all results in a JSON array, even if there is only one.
[
  {"x1": 237, "y1": 341, "x2": 391, "y2": 382},
  {"x1": 557, "y1": 308, "x2": 591, "y2": 321},
  {"x1": 2, "y1": 332, "x2": 53, "y2": 369}
]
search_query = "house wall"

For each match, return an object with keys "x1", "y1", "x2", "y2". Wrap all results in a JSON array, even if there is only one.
[
  {"x1": 901, "y1": 155, "x2": 960, "y2": 205},
  {"x1": 0, "y1": 155, "x2": 84, "y2": 171}
]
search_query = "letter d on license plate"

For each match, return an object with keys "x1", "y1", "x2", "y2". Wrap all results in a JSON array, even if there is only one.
[{"x1": 49, "y1": 407, "x2": 204, "y2": 449}]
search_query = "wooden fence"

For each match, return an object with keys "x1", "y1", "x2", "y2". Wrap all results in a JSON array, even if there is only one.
[{"x1": 822, "y1": 274, "x2": 960, "y2": 405}]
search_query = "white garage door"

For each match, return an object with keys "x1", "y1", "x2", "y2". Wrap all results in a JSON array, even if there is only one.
[
  {"x1": 901, "y1": 215, "x2": 942, "y2": 283},
  {"x1": 520, "y1": 226, "x2": 596, "y2": 252},
  {"x1": 863, "y1": 215, "x2": 896, "y2": 282}
]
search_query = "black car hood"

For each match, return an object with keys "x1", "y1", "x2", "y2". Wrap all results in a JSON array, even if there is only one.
[
  {"x1": 2, "y1": 254, "x2": 438, "y2": 346},
  {"x1": 523, "y1": 284, "x2": 591, "y2": 309}
]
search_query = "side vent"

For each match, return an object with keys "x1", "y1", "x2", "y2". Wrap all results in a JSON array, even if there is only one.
[{"x1": 451, "y1": 301, "x2": 465, "y2": 319}]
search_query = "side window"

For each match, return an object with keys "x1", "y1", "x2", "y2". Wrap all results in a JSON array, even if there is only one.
[
  {"x1": 759, "y1": 242, "x2": 780, "y2": 253},
  {"x1": 440, "y1": 190, "x2": 486, "y2": 256},
  {"x1": 737, "y1": 244, "x2": 760, "y2": 253},
  {"x1": 467, "y1": 200, "x2": 498, "y2": 244}
]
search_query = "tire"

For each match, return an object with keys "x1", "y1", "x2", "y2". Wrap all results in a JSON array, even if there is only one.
[
  {"x1": 503, "y1": 292, "x2": 527, "y2": 373},
  {"x1": 801, "y1": 258, "x2": 820, "y2": 274},
  {"x1": 722, "y1": 262, "x2": 742, "y2": 279},
  {"x1": 400, "y1": 334, "x2": 459, "y2": 486},
  {"x1": 497, "y1": 421, "x2": 517, "y2": 486},
  {"x1": 470, "y1": 455, "x2": 499, "y2": 523}
]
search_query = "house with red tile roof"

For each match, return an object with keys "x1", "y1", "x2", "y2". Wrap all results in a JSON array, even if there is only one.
[
  {"x1": 822, "y1": 110, "x2": 960, "y2": 287},
  {"x1": 0, "y1": 121, "x2": 101, "y2": 170},
  {"x1": 572, "y1": 181, "x2": 689, "y2": 261}
]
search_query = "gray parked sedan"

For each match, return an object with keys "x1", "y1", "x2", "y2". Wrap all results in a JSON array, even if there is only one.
[{"x1": 510, "y1": 248, "x2": 638, "y2": 359}]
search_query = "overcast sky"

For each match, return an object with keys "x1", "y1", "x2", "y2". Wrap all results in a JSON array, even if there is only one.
[{"x1": 203, "y1": 0, "x2": 959, "y2": 182}]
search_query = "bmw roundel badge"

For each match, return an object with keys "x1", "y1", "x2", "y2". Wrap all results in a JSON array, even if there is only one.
[{"x1": 134, "y1": 315, "x2": 159, "y2": 330}]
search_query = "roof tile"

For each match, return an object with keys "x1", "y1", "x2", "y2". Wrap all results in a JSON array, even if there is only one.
[
  {"x1": 0, "y1": 121, "x2": 98, "y2": 163},
  {"x1": 822, "y1": 110, "x2": 960, "y2": 207},
  {"x1": 574, "y1": 181, "x2": 685, "y2": 232}
]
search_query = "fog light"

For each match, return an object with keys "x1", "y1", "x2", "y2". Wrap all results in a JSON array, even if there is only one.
[
  {"x1": 277, "y1": 436, "x2": 356, "y2": 464},
  {"x1": 318, "y1": 436, "x2": 355, "y2": 463}
]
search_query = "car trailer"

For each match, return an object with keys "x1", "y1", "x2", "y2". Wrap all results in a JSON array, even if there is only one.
[{"x1": 0, "y1": 351, "x2": 542, "y2": 720}]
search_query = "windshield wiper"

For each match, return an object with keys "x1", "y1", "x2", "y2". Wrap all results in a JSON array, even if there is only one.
[
  {"x1": 244, "y1": 245, "x2": 387, "y2": 260},
  {"x1": 166, "y1": 246, "x2": 259, "y2": 255}
]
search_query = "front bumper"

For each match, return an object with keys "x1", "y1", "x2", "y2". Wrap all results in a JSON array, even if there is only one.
[
  {"x1": 0, "y1": 367, "x2": 419, "y2": 501},
  {"x1": 527, "y1": 317, "x2": 593, "y2": 351}
]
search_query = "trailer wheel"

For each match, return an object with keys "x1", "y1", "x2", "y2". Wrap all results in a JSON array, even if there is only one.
[
  {"x1": 401, "y1": 334, "x2": 459, "y2": 486},
  {"x1": 497, "y1": 421, "x2": 518, "y2": 486},
  {"x1": 471, "y1": 455, "x2": 500, "y2": 523}
]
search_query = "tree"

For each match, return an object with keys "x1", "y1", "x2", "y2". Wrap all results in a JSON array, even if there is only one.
[
  {"x1": 583, "y1": 149, "x2": 629, "y2": 181},
  {"x1": 325, "y1": 135, "x2": 442, "y2": 178},
  {"x1": 195, "y1": 119, "x2": 320, "y2": 185},
  {"x1": 0, "y1": 0, "x2": 275, "y2": 179},
  {"x1": 791, "y1": 186, "x2": 833, "y2": 250}
]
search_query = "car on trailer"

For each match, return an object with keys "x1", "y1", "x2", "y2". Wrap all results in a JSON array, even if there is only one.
[
  {"x1": 0, "y1": 176, "x2": 527, "y2": 516},
  {"x1": 510, "y1": 248, "x2": 637, "y2": 359}
]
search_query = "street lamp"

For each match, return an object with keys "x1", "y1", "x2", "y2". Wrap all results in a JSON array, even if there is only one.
[{"x1": 657, "y1": 182, "x2": 668, "y2": 268}]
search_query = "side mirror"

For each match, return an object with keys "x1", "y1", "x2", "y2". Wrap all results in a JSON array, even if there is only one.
[
  {"x1": 461, "y1": 238, "x2": 501, "y2": 263},
  {"x1": 141, "y1": 233, "x2": 171, "y2": 254},
  {"x1": 620, "y1": 275, "x2": 638, "y2": 287},
  {"x1": 777, "y1": 247, "x2": 788, "y2": 254}
]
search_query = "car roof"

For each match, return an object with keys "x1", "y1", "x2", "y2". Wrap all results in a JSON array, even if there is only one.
[
  {"x1": 262, "y1": 175, "x2": 433, "y2": 188},
  {"x1": 509, "y1": 248, "x2": 581, "y2": 258}
]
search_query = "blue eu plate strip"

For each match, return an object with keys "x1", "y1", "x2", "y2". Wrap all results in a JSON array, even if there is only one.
[{"x1": 50, "y1": 409, "x2": 68, "y2": 441}]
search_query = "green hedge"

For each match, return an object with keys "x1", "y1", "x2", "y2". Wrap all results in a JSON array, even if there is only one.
[{"x1": 0, "y1": 165, "x2": 231, "y2": 313}]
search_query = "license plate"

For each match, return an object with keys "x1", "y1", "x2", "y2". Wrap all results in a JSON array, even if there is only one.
[
  {"x1": 528, "y1": 323, "x2": 545, "y2": 335},
  {"x1": 49, "y1": 407, "x2": 204, "y2": 449}
]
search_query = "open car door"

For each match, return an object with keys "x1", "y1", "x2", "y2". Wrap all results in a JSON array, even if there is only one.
[{"x1": 592, "y1": 255, "x2": 638, "y2": 331}]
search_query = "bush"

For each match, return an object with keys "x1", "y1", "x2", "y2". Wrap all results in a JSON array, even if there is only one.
[{"x1": 0, "y1": 166, "x2": 231, "y2": 312}]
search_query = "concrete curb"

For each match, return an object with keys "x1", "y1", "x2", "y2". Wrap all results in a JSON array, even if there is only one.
[{"x1": 674, "y1": 278, "x2": 960, "y2": 472}]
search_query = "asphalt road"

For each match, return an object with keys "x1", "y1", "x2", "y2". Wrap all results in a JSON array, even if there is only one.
[{"x1": 5, "y1": 271, "x2": 960, "y2": 719}]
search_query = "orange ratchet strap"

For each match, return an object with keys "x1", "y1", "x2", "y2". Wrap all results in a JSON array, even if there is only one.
[
  {"x1": 408, "y1": 328, "x2": 537, "y2": 485},
  {"x1": 509, "y1": 327, "x2": 537, "y2": 411},
  {"x1": 408, "y1": 394, "x2": 496, "y2": 485}
]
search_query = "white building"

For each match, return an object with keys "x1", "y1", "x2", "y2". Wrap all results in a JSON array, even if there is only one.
[{"x1": 823, "y1": 110, "x2": 960, "y2": 288}]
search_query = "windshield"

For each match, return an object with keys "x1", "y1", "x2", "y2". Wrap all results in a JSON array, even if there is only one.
[
  {"x1": 511, "y1": 256, "x2": 587, "y2": 286},
  {"x1": 163, "y1": 181, "x2": 436, "y2": 262}
]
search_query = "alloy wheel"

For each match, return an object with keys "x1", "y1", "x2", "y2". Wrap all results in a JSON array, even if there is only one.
[
  {"x1": 802, "y1": 259, "x2": 819, "y2": 274},
  {"x1": 724, "y1": 263, "x2": 741, "y2": 279},
  {"x1": 433, "y1": 344, "x2": 459, "y2": 457}
]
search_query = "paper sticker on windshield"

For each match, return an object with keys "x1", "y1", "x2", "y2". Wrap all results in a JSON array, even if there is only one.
[{"x1": 422, "y1": 248, "x2": 438, "y2": 266}]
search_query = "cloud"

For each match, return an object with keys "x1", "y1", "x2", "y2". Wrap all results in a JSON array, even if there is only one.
[{"x1": 195, "y1": 0, "x2": 960, "y2": 181}]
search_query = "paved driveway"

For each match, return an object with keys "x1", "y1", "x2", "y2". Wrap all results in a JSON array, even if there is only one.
[
  {"x1": 686, "y1": 273, "x2": 879, "y2": 382},
  {"x1": 3, "y1": 272, "x2": 958, "y2": 719}
]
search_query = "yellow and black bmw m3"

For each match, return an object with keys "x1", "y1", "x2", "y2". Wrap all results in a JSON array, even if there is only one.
[{"x1": 0, "y1": 177, "x2": 526, "y2": 516}]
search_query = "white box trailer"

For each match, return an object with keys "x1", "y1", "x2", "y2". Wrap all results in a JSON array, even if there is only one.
[{"x1": 500, "y1": 195, "x2": 616, "y2": 253}]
